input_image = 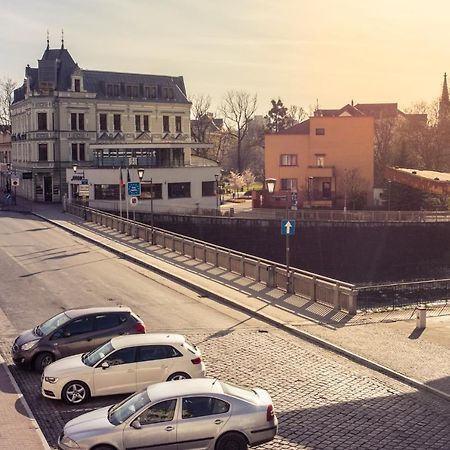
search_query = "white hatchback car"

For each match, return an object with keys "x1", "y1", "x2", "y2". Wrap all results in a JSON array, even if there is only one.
[
  {"x1": 42, "y1": 334, "x2": 205, "y2": 404},
  {"x1": 58, "y1": 378, "x2": 278, "y2": 450}
]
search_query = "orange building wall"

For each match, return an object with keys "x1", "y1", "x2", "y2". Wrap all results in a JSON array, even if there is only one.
[{"x1": 264, "y1": 115, "x2": 374, "y2": 207}]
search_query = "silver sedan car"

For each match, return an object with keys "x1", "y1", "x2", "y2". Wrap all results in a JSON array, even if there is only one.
[{"x1": 58, "y1": 378, "x2": 278, "y2": 450}]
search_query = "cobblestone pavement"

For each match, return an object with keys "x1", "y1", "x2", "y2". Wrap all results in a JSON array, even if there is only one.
[{"x1": 1, "y1": 328, "x2": 450, "y2": 450}]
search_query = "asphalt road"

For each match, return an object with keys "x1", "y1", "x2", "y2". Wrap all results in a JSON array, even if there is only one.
[{"x1": 0, "y1": 212, "x2": 450, "y2": 450}]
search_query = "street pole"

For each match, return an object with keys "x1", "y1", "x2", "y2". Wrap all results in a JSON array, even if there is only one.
[
  {"x1": 119, "y1": 168, "x2": 123, "y2": 219},
  {"x1": 150, "y1": 177, "x2": 154, "y2": 244},
  {"x1": 388, "y1": 180, "x2": 392, "y2": 212},
  {"x1": 285, "y1": 191, "x2": 291, "y2": 293}
]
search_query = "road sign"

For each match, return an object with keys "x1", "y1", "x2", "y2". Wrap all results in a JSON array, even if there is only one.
[
  {"x1": 130, "y1": 196, "x2": 138, "y2": 206},
  {"x1": 78, "y1": 185, "x2": 90, "y2": 197},
  {"x1": 127, "y1": 182, "x2": 141, "y2": 196},
  {"x1": 80, "y1": 178, "x2": 89, "y2": 185},
  {"x1": 11, "y1": 176, "x2": 19, "y2": 187},
  {"x1": 281, "y1": 219, "x2": 296, "y2": 236}
]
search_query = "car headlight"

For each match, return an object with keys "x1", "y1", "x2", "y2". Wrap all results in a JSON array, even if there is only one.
[
  {"x1": 44, "y1": 376, "x2": 58, "y2": 384},
  {"x1": 20, "y1": 340, "x2": 40, "y2": 351},
  {"x1": 61, "y1": 435, "x2": 80, "y2": 448}
]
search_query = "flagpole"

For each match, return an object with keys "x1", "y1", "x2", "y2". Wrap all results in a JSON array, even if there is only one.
[
  {"x1": 126, "y1": 168, "x2": 130, "y2": 221},
  {"x1": 119, "y1": 167, "x2": 123, "y2": 218}
]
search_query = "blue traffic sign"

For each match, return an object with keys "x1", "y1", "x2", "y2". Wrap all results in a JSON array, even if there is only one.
[
  {"x1": 127, "y1": 182, "x2": 141, "y2": 196},
  {"x1": 281, "y1": 219, "x2": 296, "y2": 236}
]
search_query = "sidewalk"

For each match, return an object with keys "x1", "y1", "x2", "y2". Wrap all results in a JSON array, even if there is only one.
[
  {"x1": 0, "y1": 356, "x2": 49, "y2": 450},
  {"x1": 26, "y1": 203, "x2": 450, "y2": 402}
]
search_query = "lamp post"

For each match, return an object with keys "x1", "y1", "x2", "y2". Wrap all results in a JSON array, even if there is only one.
[
  {"x1": 214, "y1": 173, "x2": 220, "y2": 213},
  {"x1": 73, "y1": 164, "x2": 85, "y2": 205},
  {"x1": 307, "y1": 176, "x2": 313, "y2": 207},
  {"x1": 265, "y1": 177, "x2": 293, "y2": 293},
  {"x1": 150, "y1": 177, "x2": 154, "y2": 244},
  {"x1": 387, "y1": 180, "x2": 392, "y2": 212},
  {"x1": 135, "y1": 168, "x2": 145, "y2": 222}
]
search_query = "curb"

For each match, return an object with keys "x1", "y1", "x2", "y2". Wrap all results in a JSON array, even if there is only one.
[
  {"x1": 0, "y1": 355, "x2": 51, "y2": 450},
  {"x1": 35, "y1": 212, "x2": 450, "y2": 404}
]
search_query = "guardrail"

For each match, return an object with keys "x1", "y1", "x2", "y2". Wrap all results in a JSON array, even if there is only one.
[{"x1": 66, "y1": 203, "x2": 359, "y2": 314}]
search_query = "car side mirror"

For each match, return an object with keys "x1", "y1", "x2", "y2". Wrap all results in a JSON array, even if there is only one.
[
  {"x1": 131, "y1": 419, "x2": 141, "y2": 430},
  {"x1": 101, "y1": 361, "x2": 110, "y2": 370}
]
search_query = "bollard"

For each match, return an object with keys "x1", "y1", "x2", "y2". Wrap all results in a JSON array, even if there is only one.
[
  {"x1": 416, "y1": 305, "x2": 427, "y2": 329},
  {"x1": 267, "y1": 265, "x2": 276, "y2": 288}
]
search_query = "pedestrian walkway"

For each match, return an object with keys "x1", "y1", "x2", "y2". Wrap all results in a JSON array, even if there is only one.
[
  {"x1": 0, "y1": 356, "x2": 49, "y2": 450},
  {"x1": 26, "y1": 203, "x2": 450, "y2": 402}
]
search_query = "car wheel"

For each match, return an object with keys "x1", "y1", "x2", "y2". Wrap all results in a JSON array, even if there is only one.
[
  {"x1": 34, "y1": 352, "x2": 54, "y2": 373},
  {"x1": 216, "y1": 432, "x2": 248, "y2": 450},
  {"x1": 167, "y1": 372, "x2": 191, "y2": 381},
  {"x1": 62, "y1": 381, "x2": 90, "y2": 404},
  {"x1": 92, "y1": 446, "x2": 117, "y2": 450}
]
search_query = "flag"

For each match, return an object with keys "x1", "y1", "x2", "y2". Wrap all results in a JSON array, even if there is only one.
[
  {"x1": 119, "y1": 167, "x2": 124, "y2": 187},
  {"x1": 127, "y1": 168, "x2": 131, "y2": 183}
]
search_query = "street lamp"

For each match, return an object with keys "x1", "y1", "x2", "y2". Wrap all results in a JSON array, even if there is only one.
[
  {"x1": 72, "y1": 164, "x2": 78, "y2": 174},
  {"x1": 149, "y1": 177, "x2": 154, "y2": 244},
  {"x1": 265, "y1": 177, "x2": 295, "y2": 294},
  {"x1": 307, "y1": 176, "x2": 313, "y2": 207},
  {"x1": 214, "y1": 173, "x2": 220, "y2": 211},
  {"x1": 387, "y1": 180, "x2": 392, "y2": 212},
  {"x1": 265, "y1": 178, "x2": 276, "y2": 193},
  {"x1": 137, "y1": 168, "x2": 145, "y2": 181}
]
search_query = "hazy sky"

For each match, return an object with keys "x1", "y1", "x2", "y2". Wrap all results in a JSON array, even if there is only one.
[{"x1": 0, "y1": 0, "x2": 448, "y2": 115}]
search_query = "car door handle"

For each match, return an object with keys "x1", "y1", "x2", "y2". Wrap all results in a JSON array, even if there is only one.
[
  {"x1": 214, "y1": 419, "x2": 223, "y2": 425},
  {"x1": 165, "y1": 426, "x2": 174, "y2": 431},
  {"x1": 86, "y1": 338, "x2": 92, "y2": 342}
]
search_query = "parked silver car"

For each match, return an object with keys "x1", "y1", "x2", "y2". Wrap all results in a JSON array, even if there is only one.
[{"x1": 58, "y1": 378, "x2": 278, "y2": 450}]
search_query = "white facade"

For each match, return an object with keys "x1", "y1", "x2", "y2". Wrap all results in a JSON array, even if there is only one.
[{"x1": 11, "y1": 44, "x2": 217, "y2": 209}]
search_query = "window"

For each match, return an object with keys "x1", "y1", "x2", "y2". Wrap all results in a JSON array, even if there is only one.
[
  {"x1": 280, "y1": 154, "x2": 297, "y2": 166},
  {"x1": 94, "y1": 314, "x2": 121, "y2": 331},
  {"x1": 138, "y1": 400, "x2": 176, "y2": 425},
  {"x1": 99, "y1": 114, "x2": 107, "y2": 131},
  {"x1": 37, "y1": 113, "x2": 47, "y2": 130},
  {"x1": 143, "y1": 115, "x2": 149, "y2": 131},
  {"x1": 107, "y1": 84, "x2": 113, "y2": 96},
  {"x1": 103, "y1": 347, "x2": 136, "y2": 366},
  {"x1": 316, "y1": 155, "x2": 325, "y2": 167},
  {"x1": 71, "y1": 143, "x2": 86, "y2": 161},
  {"x1": 114, "y1": 114, "x2": 121, "y2": 131},
  {"x1": 175, "y1": 116, "x2": 182, "y2": 133},
  {"x1": 182, "y1": 397, "x2": 230, "y2": 419},
  {"x1": 113, "y1": 84, "x2": 120, "y2": 96},
  {"x1": 315, "y1": 128, "x2": 325, "y2": 135},
  {"x1": 163, "y1": 87, "x2": 169, "y2": 99},
  {"x1": 72, "y1": 143, "x2": 78, "y2": 161},
  {"x1": 71, "y1": 113, "x2": 85, "y2": 131},
  {"x1": 137, "y1": 345, "x2": 182, "y2": 362},
  {"x1": 150, "y1": 86, "x2": 157, "y2": 98},
  {"x1": 126, "y1": 85, "x2": 132, "y2": 97},
  {"x1": 78, "y1": 113, "x2": 85, "y2": 130},
  {"x1": 141, "y1": 182, "x2": 162, "y2": 199},
  {"x1": 169, "y1": 88, "x2": 174, "y2": 99},
  {"x1": 163, "y1": 116, "x2": 170, "y2": 132},
  {"x1": 168, "y1": 182, "x2": 190, "y2": 198},
  {"x1": 94, "y1": 184, "x2": 124, "y2": 200},
  {"x1": 38, "y1": 144, "x2": 48, "y2": 161},
  {"x1": 280, "y1": 178, "x2": 297, "y2": 190},
  {"x1": 322, "y1": 181, "x2": 331, "y2": 199},
  {"x1": 63, "y1": 317, "x2": 93, "y2": 337},
  {"x1": 135, "y1": 115, "x2": 141, "y2": 132},
  {"x1": 74, "y1": 79, "x2": 81, "y2": 92},
  {"x1": 202, "y1": 181, "x2": 215, "y2": 197},
  {"x1": 132, "y1": 86, "x2": 139, "y2": 97}
]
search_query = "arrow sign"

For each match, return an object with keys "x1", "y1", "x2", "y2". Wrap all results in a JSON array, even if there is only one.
[{"x1": 281, "y1": 219, "x2": 296, "y2": 236}]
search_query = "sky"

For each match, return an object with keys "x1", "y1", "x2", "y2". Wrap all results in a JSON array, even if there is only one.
[{"x1": 0, "y1": 0, "x2": 449, "y2": 115}]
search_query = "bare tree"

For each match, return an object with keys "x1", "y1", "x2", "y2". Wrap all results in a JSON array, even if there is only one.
[
  {"x1": 220, "y1": 90, "x2": 257, "y2": 172},
  {"x1": 242, "y1": 168, "x2": 256, "y2": 189},
  {"x1": 190, "y1": 94, "x2": 212, "y2": 145},
  {"x1": 0, "y1": 78, "x2": 16, "y2": 126},
  {"x1": 286, "y1": 105, "x2": 308, "y2": 127}
]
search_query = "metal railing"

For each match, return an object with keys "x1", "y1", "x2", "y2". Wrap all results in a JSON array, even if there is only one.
[
  {"x1": 357, "y1": 279, "x2": 450, "y2": 310},
  {"x1": 66, "y1": 203, "x2": 358, "y2": 314}
]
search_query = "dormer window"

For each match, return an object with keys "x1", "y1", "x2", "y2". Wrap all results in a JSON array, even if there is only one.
[{"x1": 74, "y1": 79, "x2": 81, "y2": 92}]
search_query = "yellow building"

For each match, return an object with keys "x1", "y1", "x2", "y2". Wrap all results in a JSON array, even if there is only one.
[{"x1": 265, "y1": 104, "x2": 375, "y2": 209}]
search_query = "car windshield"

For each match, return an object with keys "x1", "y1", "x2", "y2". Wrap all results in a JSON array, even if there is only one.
[
  {"x1": 82, "y1": 341, "x2": 114, "y2": 367},
  {"x1": 221, "y1": 381, "x2": 258, "y2": 403},
  {"x1": 38, "y1": 312, "x2": 71, "y2": 336},
  {"x1": 108, "y1": 389, "x2": 150, "y2": 426}
]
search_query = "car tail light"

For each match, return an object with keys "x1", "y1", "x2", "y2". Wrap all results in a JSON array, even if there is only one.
[
  {"x1": 191, "y1": 356, "x2": 202, "y2": 365},
  {"x1": 266, "y1": 404, "x2": 275, "y2": 421},
  {"x1": 134, "y1": 322, "x2": 146, "y2": 333}
]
